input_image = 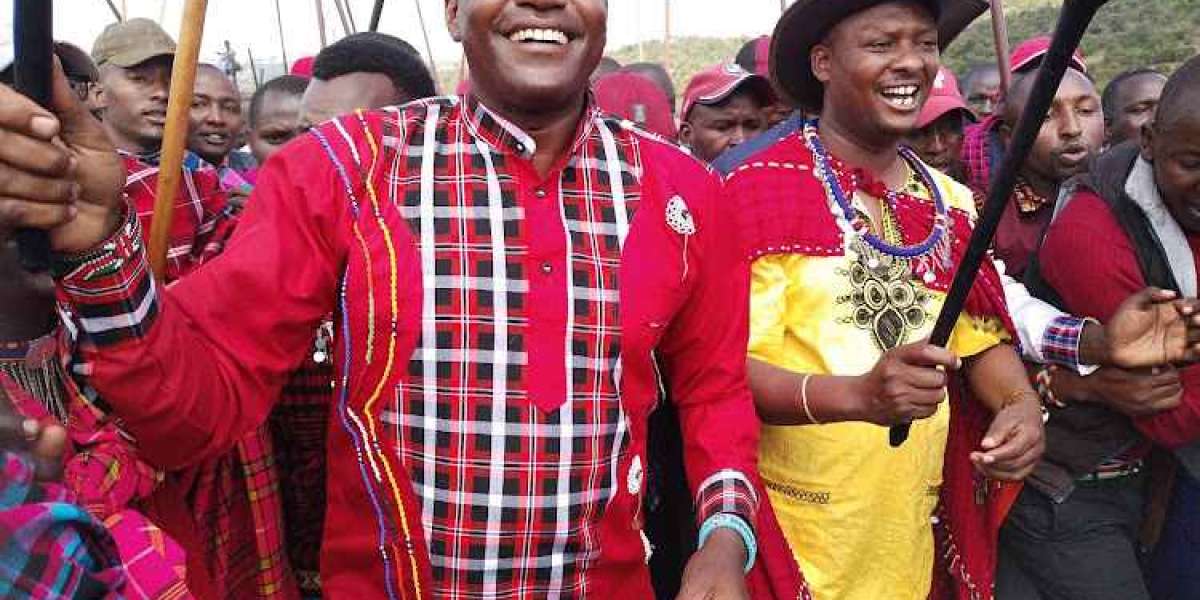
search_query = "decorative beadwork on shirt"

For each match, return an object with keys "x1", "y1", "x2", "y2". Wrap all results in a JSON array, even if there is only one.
[{"x1": 837, "y1": 237, "x2": 933, "y2": 351}]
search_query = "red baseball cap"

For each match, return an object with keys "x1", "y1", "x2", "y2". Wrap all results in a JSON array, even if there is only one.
[
  {"x1": 594, "y1": 71, "x2": 677, "y2": 140},
  {"x1": 680, "y1": 63, "x2": 773, "y2": 122},
  {"x1": 1009, "y1": 35, "x2": 1087, "y2": 74},
  {"x1": 915, "y1": 66, "x2": 976, "y2": 129},
  {"x1": 290, "y1": 56, "x2": 315, "y2": 78}
]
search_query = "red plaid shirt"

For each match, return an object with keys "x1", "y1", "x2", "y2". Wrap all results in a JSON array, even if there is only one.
[{"x1": 59, "y1": 96, "x2": 762, "y2": 599}]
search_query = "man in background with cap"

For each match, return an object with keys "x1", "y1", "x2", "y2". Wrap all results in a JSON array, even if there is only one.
[
  {"x1": 906, "y1": 66, "x2": 976, "y2": 183},
  {"x1": 593, "y1": 69, "x2": 678, "y2": 140},
  {"x1": 961, "y1": 35, "x2": 1103, "y2": 280},
  {"x1": 678, "y1": 63, "x2": 771, "y2": 164}
]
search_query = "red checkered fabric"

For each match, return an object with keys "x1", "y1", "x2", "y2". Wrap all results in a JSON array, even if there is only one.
[{"x1": 59, "y1": 95, "x2": 763, "y2": 598}]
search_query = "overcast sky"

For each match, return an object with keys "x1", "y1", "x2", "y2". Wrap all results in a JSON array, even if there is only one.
[{"x1": 49, "y1": 0, "x2": 791, "y2": 71}]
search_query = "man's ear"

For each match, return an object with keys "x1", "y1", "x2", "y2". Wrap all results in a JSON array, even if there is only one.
[
  {"x1": 678, "y1": 121, "x2": 694, "y2": 149},
  {"x1": 811, "y1": 44, "x2": 833, "y2": 85},
  {"x1": 1141, "y1": 120, "x2": 1157, "y2": 163},
  {"x1": 446, "y1": 0, "x2": 464, "y2": 42}
]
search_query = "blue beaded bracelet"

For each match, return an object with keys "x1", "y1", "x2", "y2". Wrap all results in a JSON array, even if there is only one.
[{"x1": 697, "y1": 513, "x2": 757, "y2": 573}]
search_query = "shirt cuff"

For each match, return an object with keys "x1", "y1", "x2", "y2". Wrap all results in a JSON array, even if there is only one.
[
  {"x1": 55, "y1": 205, "x2": 160, "y2": 347},
  {"x1": 694, "y1": 468, "x2": 758, "y2": 533},
  {"x1": 1041, "y1": 315, "x2": 1098, "y2": 375}
]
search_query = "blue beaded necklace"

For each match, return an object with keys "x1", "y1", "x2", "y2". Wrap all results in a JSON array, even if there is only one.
[{"x1": 803, "y1": 120, "x2": 950, "y2": 260}]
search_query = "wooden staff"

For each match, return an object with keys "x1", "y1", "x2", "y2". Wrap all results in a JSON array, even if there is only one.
[
  {"x1": 332, "y1": 0, "x2": 353, "y2": 35},
  {"x1": 890, "y1": 0, "x2": 1112, "y2": 447},
  {"x1": 103, "y1": 0, "x2": 122, "y2": 21},
  {"x1": 316, "y1": 0, "x2": 329, "y2": 48},
  {"x1": 412, "y1": 0, "x2": 439, "y2": 92},
  {"x1": 12, "y1": 0, "x2": 53, "y2": 272},
  {"x1": 344, "y1": 0, "x2": 359, "y2": 33},
  {"x1": 369, "y1": 0, "x2": 384, "y2": 32},
  {"x1": 148, "y1": 0, "x2": 208, "y2": 280},
  {"x1": 273, "y1": 0, "x2": 289, "y2": 68},
  {"x1": 990, "y1": 0, "x2": 1013, "y2": 94}
]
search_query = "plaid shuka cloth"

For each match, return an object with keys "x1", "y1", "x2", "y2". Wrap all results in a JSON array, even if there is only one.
[
  {"x1": 66, "y1": 154, "x2": 296, "y2": 599},
  {"x1": 0, "y1": 449, "x2": 126, "y2": 599}
]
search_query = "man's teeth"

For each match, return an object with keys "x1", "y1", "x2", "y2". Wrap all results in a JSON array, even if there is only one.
[
  {"x1": 509, "y1": 28, "x2": 569, "y2": 44},
  {"x1": 204, "y1": 134, "x2": 228, "y2": 143},
  {"x1": 881, "y1": 85, "x2": 919, "y2": 108}
]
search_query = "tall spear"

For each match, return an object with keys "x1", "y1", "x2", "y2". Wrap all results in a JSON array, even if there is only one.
[
  {"x1": 147, "y1": 0, "x2": 208, "y2": 280},
  {"x1": 332, "y1": 0, "x2": 354, "y2": 35},
  {"x1": 103, "y1": 0, "x2": 122, "y2": 22},
  {"x1": 11, "y1": 0, "x2": 53, "y2": 272},
  {"x1": 273, "y1": 0, "x2": 289, "y2": 68},
  {"x1": 369, "y1": 0, "x2": 385, "y2": 32},
  {"x1": 890, "y1": 0, "x2": 1113, "y2": 446},
  {"x1": 412, "y1": 0, "x2": 440, "y2": 92}
]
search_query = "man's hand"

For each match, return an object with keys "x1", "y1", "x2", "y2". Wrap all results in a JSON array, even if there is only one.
[
  {"x1": 1079, "y1": 366, "x2": 1183, "y2": 417},
  {"x1": 1092, "y1": 288, "x2": 1200, "y2": 368},
  {"x1": 677, "y1": 528, "x2": 750, "y2": 600},
  {"x1": 0, "y1": 60, "x2": 124, "y2": 254},
  {"x1": 971, "y1": 396, "x2": 1044, "y2": 481},
  {"x1": 853, "y1": 341, "x2": 961, "y2": 426},
  {"x1": 0, "y1": 387, "x2": 66, "y2": 482}
]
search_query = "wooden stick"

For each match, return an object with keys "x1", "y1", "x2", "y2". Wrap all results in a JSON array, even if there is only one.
[
  {"x1": 273, "y1": 0, "x2": 289, "y2": 68},
  {"x1": 148, "y1": 0, "x2": 208, "y2": 280},
  {"x1": 331, "y1": 0, "x2": 351, "y2": 35},
  {"x1": 412, "y1": 0, "x2": 439, "y2": 92},
  {"x1": 103, "y1": 0, "x2": 123, "y2": 21},
  {"x1": 369, "y1": 0, "x2": 384, "y2": 32},
  {"x1": 890, "y1": 0, "x2": 1112, "y2": 447},
  {"x1": 316, "y1": 0, "x2": 329, "y2": 48},
  {"x1": 247, "y1": 47, "x2": 260, "y2": 89},
  {"x1": 990, "y1": 0, "x2": 1013, "y2": 95},
  {"x1": 344, "y1": 0, "x2": 358, "y2": 33}
]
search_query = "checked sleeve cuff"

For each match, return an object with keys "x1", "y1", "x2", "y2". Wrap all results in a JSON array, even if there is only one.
[
  {"x1": 694, "y1": 468, "x2": 758, "y2": 530},
  {"x1": 55, "y1": 204, "x2": 160, "y2": 347},
  {"x1": 1041, "y1": 315, "x2": 1098, "y2": 376}
]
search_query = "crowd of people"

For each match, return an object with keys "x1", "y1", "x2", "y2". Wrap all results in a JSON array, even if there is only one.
[{"x1": 1, "y1": 0, "x2": 1199, "y2": 599}]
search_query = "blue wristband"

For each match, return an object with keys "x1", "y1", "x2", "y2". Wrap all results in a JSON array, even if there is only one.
[{"x1": 697, "y1": 513, "x2": 757, "y2": 573}]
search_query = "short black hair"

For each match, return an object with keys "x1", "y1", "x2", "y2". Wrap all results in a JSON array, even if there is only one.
[
  {"x1": 312, "y1": 32, "x2": 436, "y2": 101},
  {"x1": 249, "y1": 75, "x2": 309, "y2": 127},
  {"x1": 734, "y1": 39, "x2": 758, "y2": 74},
  {"x1": 1155, "y1": 55, "x2": 1200, "y2": 130},
  {"x1": 1102, "y1": 67, "x2": 1166, "y2": 122}
]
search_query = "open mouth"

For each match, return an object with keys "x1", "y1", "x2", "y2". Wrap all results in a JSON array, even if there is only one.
[
  {"x1": 201, "y1": 132, "x2": 230, "y2": 146},
  {"x1": 880, "y1": 85, "x2": 921, "y2": 110},
  {"x1": 1059, "y1": 146, "x2": 1089, "y2": 164},
  {"x1": 507, "y1": 27, "x2": 571, "y2": 46},
  {"x1": 144, "y1": 111, "x2": 166, "y2": 126}
]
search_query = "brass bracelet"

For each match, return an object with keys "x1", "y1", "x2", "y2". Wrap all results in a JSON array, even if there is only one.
[{"x1": 797, "y1": 374, "x2": 820, "y2": 425}]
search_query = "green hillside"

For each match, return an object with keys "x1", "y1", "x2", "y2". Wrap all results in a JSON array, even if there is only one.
[
  {"x1": 570, "y1": 0, "x2": 1200, "y2": 97},
  {"x1": 943, "y1": 0, "x2": 1200, "y2": 85}
]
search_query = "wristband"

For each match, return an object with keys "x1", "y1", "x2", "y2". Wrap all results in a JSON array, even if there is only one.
[{"x1": 698, "y1": 513, "x2": 757, "y2": 573}]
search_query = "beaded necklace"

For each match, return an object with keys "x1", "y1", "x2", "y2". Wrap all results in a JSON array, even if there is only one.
[{"x1": 803, "y1": 120, "x2": 953, "y2": 285}]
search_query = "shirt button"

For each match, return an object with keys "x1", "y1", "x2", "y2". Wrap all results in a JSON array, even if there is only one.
[
  {"x1": 535, "y1": 188, "x2": 547, "y2": 199},
  {"x1": 540, "y1": 262, "x2": 553, "y2": 274},
  {"x1": 515, "y1": 143, "x2": 526, "y2": 154}
]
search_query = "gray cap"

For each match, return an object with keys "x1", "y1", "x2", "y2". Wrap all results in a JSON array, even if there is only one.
[{"x1": 91, "y1": 18, "x2": 175, "y2": 68}]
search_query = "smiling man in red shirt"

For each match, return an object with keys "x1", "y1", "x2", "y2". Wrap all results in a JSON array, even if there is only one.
[{"x1": 0, "y1": 1, "x2": 776, "y2": 598}]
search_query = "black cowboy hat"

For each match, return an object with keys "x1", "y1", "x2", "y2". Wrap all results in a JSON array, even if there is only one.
[{"x1": 770, "y1": 0, "x2": 989, "y2": 110}]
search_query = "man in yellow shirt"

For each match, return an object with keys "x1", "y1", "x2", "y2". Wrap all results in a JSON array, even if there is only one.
[{"x1": 726, "y1": 1, "x2": 1045, "y2": 598}]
